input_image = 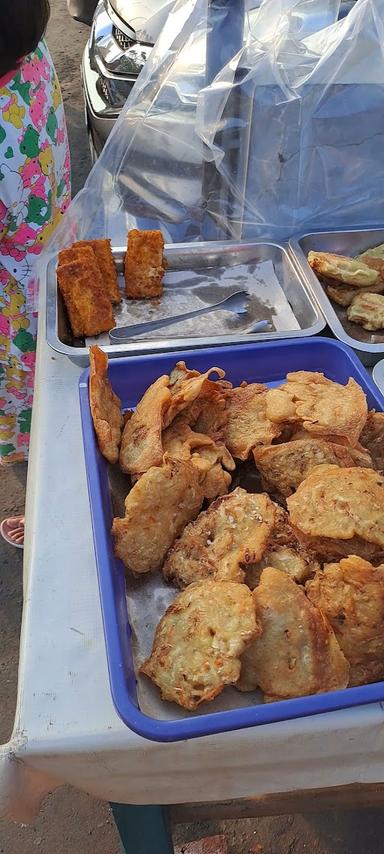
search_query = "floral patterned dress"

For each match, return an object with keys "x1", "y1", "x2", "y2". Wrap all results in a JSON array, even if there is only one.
[{"x1": 0, "y1": 41, "x2": 71, "y2": 465}]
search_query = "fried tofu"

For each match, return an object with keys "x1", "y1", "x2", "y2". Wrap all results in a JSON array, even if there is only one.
[
  {"x1": 287, "y1": 465, "x2": 384, "y2": 562},
  {"x1": 58, "y1": 244, "x2": 96, "y2": 268},
  {"x1": 253, "y1": 437, "x2": 373, "y2": 499},
  {"x1": 57, "y1": 258, "x2": 114, "y2": 338},
  {"x1": 111, "y1": 458, "x2": 205, "y2": 573},
  {"x1": 266, "y1": 372, "x2": 367, "y2": 447},
  {"x1": 162, "y1": 488, "x2": 279, "y2": 588},
  {"x1": 308, "y1": 251, "x2": 379, "y2": 288},
  {"x1": 119, "y1": 375, "x2": 171, "y2": 475},
  {"x1": 237, "y1": 567, "x2": 349, "y2": 698},
  {"x1": 77, "y1": 239, "x2": 121, "y2": 304},
  {"x1": 306, "y1": 556, "x2": 384, "y2": 687},
  {"x1": 347, "y1": 292, "x2": 384, "y2": 331},
  {"x1": 89, "y1": 345, "x2": 123, "y2": 464},
  {"x1": 124, "y1": 229, "x2": 166, "y2": 299},
  {"x1": 141, "y1": 579, "x2": 260, "y2": 710},
  {"x1": 360, "y1": 411, "x2": 384, "y2": 471}
]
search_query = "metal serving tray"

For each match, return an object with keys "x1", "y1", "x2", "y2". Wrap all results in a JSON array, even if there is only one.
[
  {"x1": 373, "y1": 359, "x2": 384, "y2": 396},
  {"x1": 46, "y1": 240, "x2": 324, "y2": 365},
  {"x1": 290, "y1": 228, "x2": 384, "y2": 365}
]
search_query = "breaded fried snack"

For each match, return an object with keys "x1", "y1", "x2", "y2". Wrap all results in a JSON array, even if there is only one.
[
  {"x1": 306, "y1": 556, "x2": 384, "y2": 687},
  {"x1": 347, "y1": 292, "x2": 384, "y2": 331},
  {"x1": 89, "y1": 345, "x2": 123, "y2": 464},
  {"x1": 124, "y1": 229, "x2": 166, "y2": 299},
  {"x1": 141, "y1": 579, "x2": 260, "y2": 710},
  {"x1": 220, "y1": 384, "x2": 281, "y2": 461},
  {"x1": 238, "y1": 567, "x2": 349, "y2": 698},
  {"x1": 287, "y1": 465, "x2": 384, "y2": 562},
  {"x1": 77, "y1": 239, "x2": 121, "y2": 303},
  {"x1": 308, "y1": 251, "x2": 380, "y2": 288},
  {"x1": 57, "y1": 258, "x2": 114, "y2": 338},
  {"x1": 119, "y1": 375, "x2": 171, "y2": 475},
  {"x1": 360, "y1": 411, "x2": 384, "y2": 471}
]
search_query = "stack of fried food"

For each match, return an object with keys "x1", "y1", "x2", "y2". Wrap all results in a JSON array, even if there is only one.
[
  {"x1": 308, "y1": 245, "x2": 384, "y2": 331},
  {"x1": 57, "y1": 229, "x2": 166, "y2": 339},
  {"x1": 89, "y1": 345, "x2": 384, "y2": 711}
]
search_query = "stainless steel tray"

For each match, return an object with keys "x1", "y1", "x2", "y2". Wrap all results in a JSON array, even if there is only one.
[
  {"x1": 46, "y1": 239, "x2": 325, "y2": 365},
  {"x1": 373, "y1": 359, "x2": 384, "y2": 396},
  {"x1": 290, "y1": 228, "x2": 384, "y2": 365}
]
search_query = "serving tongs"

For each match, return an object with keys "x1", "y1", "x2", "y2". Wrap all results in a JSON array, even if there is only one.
[{"x1": 109, "y1": 290, "x2": 269, "y2": 342}]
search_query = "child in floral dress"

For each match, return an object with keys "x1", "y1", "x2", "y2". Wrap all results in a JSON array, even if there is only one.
[{"x1": 0, "y1": 1, "x2": 71, "y2": 545}]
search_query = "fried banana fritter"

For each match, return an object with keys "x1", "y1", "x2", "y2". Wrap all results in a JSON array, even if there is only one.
[
  {"x1": 253, "y1": 437, "x2": 372, "y2": 498},
  {"x1": 57, "y1": 258, "x2": 114, "y2": 338},
  {"x1": 306, "y1": 556, "x2": 384, "y2": 687},
  {"x1": 141, "y1": 579, "x2": 260, "y2": 710},
  {"x1": 238, "y1": 567, "x2": 349, "y2": 698},
  {"x1": 347, "y1": 292, "x2": 384, "y2": 331},
  {"x1": 124, "y1": 229, "x2": 166, "y2": 299},
  {"x1": 287, "y1": 465, "x2": 384, "y2": 562},
  {"x1": 360, "y1": 411, "x2": 384, "y2": 471},
  {"x1": 163, "y1": 488, "x2": 279, "y2": 588},
  {"x1": 119, "y1": 375, "x2": 171, "y2": 475},
  {"x1": 308, "y1": 251, "x2": 380, "y2": 288},
  {"x1": 77, "y1": 239, "x2": 121, "y2": 304},
  {"x1": 266, "y1": 372, "x2": 367, "y2": 447},
  {"x1": 111, "y1": 458, "x2": 205, "y2": 573},
  {"x1": 89, "y1": 345, "x2": 123, "y2": 464}
]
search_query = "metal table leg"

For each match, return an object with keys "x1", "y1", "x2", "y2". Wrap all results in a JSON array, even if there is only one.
[{"x1": 110, "y1": 803, "x2": 174, "y2": 854}]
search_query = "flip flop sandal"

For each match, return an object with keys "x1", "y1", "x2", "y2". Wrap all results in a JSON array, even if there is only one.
[{"x1": 0, "y1": 515, "x2": 24, "y2": 549}]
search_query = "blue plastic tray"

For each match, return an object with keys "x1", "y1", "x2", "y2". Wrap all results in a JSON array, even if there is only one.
[{"x1": 79, "y1": 337, "x2": 384, "y2": 742}]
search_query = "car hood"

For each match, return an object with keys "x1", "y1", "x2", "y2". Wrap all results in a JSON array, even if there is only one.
[{"x1": 109, "y1": 0, "x2": 174, "y2": 44}]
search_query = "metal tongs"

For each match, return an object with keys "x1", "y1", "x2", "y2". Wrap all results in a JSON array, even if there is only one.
[{"x1": 109, "y1": 290, "x2": 269, "y2": 342}]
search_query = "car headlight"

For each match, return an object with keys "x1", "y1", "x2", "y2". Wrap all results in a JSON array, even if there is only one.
[{"x1": 91, "y1": 1, "x2": 152, "y2": 79}]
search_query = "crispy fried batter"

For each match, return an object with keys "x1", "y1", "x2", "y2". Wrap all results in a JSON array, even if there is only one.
[
  {"x1": 266, "y1": 373, "x2": 367, "y2": 447},
  {"x1": 57, "y1": 258, "x2": 114, "y2": 338},
  {"x1": 306, "y1": 556, "x2": 384, "y2": 686},
  {"x1": 163, "y1": 488, "x2": 279, "y2": 588},
  {"x1": 360, "y1": 411, "x2": 384, "y2": 471},
  {"x1": 287, "y1": 465, "x2": 384, "y2": 562},
  {"x1": 124, "y1": 229, "x2": 166, "y2": 299},
  {"x1": 77, "y1": 239, "x2": 121, "y2": 303},
  {"x1": 219, "y1": 384, "x2": 281, "y2": 461},
  {"x1": 164, "y1": 362, "x2": 226, "y2": 428},
  {"x1": 357, "y1": 255, "x2": 384, "y2": 281},
  {"x1": 347, "y1": 292, "x2": 384, "y2": 331},
  {"x1": 253, "y1": 437, "x2": 373, "y2": 498},
  {"x1": 119, "y1": 375, "x2": 171, "y2": 475},
  {"x1": 238, "y1": 567, "x2": 349, "y2": 698},
  {"x1": 58, "y1": 244, "x2": 96, "y2": 268},
  {"x1": 308, "y1": 251, "x2": 379, "y2": 288},
  {"x1": 140, "y1": 579, "x2": 260, "y2": 710},
  {"x1": 357, "y1": 244, "x2": 384, "y2": 262},
  {"x1": 89, "y1": 345, "x2": 123, "y2": 464},
  {"x1": 162, "y1": 416, "x2": 234, "y2": 501},
  {"x1": 112, "y1": 458, "x2": 205, "y2": 573}
]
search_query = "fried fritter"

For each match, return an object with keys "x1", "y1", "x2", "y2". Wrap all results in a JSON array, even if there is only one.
[
  {"x1": 306, "y1": 556, "x2": 384, "y2": 686},
  {"x1": 357, "y1": 244, "x2": 384, "y2": 262},
  {"x1": 287, "y1": 465, "x2": 384, "y2": 562},
  {"x1": 219, "y1": 384, "x2": 281, "y2": 461},
  {"x1": 326, "y1": 283, "x2": 357, "y2": 307},
  {"x1": 124, "y1": 229, "x2": 166, "y2": 299},
  {"x1": 360, "y1": 411, "x2": 384, "y2": 471},
  {"x1": 112, "y1": 458, "x2": 205, "y2": 573},
  {"x1": 77, "y1": 239, "x2": 121, "y2": 303},
  {"x1": 164, "y1": 362, "x2": 226, "y2": 428},
  {"x1": 308, "y1": 251, "x2": 380, "y2": 288},
  {"x1": 266, "y1": 372, "x2": 367, "y2": 447},
  {"x1": 89, "y1": 345, "x2": 123, "y2": 464},
  {"x1": 57, "y1": 258, "x2": 114, "y2": 338},
  {"x1": 238, "y1": 567, "x2": 349, "y2": 698},
  {"x1": 141, "y1": 579, "x2": 260, "y2": 710},
  {"x1": 163, "y1": 488, "x2": 279, "y2": 588},
  {"x1": 253, "y1": 437, "x2": 373, "y2": 498},
  {"x1": 357, "y1": 255, "x2": 384, "y2": 281},
  {"x1": 347, "y1": 292, "x2": 384, "y2": 331},
  {"x1": 119, "y1": 375, "x2": 171, "y2": 475},
  {"x1": 162, "y1": 416, "x2": 234, "y2": 501}
]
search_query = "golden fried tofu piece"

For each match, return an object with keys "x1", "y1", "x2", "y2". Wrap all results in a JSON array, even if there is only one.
[
  {"x1": 77, "y1": 239, "x2": 121, "y2": 304},
  {"x1": 217, "y1": 384, "x2": 281, "y2": 461},
  {"x1": 124, "y1": 229, "x2": 166, "y2": 299},
  {"x1": 58, "y1": 244, "x2": 96, "y2": 268},
  {"x1": 89, "y1": 345, "x2": 123, "y2": 464},
  {"x1": 57, "y1": 258, "x2": 114, "y2": 338},
  {"x1": 238, "y1": 567, "x2": 349, "y2": 698},
  {"x1": 141, "y1": 579, "x2": 260, "y2": 710},
  {"x1": 164, "y1": 362, "x2": 226, "y2": 428},
  {"x1": 306, "y1": 556, "x2": 384, "y2": 687},
  {"x1": 253, "y1": 437, "x2": 372, "y2": 498},
  {"x1": 287, "y1": 465, "x2": 384, "y2": 562},
  {"x1": 163, "y1": 416, "x2": 234, "y2": 501},
  {"x1": 119, "y1": 375, "x2": 171, "y2": 475},
  {"x1": 308, "y1": 251, "x2": 379, "y2": 288},
  {"x1": 111, "y1": 458, "x2": 205, "y2": 573},
  {"x1": 163, "y1": 488, "x2": 279, "y2": 588},
  {"x1": 347, "y1": 292, "x2": 384, "y2": 331},
  {"x1": 266, "y1": 372, "x2": 367, "y2": 447},
  {"x1": 360, "y1": 411, "x2": 384, "y2": 471}
]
